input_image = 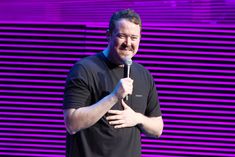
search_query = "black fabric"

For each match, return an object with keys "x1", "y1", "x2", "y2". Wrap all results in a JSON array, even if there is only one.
[{"x1": 63, "y1": 52, "x2": 162, "y2": 157}]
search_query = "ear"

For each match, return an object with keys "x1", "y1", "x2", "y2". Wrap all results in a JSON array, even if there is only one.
[{"x1": 106, "y1": 29, "x2": 111, "y2": 41}]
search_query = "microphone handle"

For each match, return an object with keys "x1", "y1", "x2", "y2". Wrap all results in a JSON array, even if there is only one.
[
  {"x1": 127, "y1": 64, "x2": 130, "y2": 78},
  {"x1": 125, "y1": 64, "x2": 131, "y2": 101}
]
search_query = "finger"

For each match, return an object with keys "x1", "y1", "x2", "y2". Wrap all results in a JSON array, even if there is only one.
[
  {"x1": 108, "y1": 110, "x2": 122, "y2": 115},
  {"x1": 121, "y1": 99, "x2": 129, "y2": 109},
  {"x1": 106, "y1": 115, "x2": 122, "y2": 120},
  {"x1": 126, "y1": 78, "x2": 133, "y2": 83},
  {"x1": 109, "y1": 120, "x2": 124, "y2": 125},
  {"x1": 123, "y1": 78, "x2": 132, "y2": 87},
  {"x1": 127, "y1": 79, "x2": 133, "y2": 86},
  {"x1": 124, "y1": 86, "x2": 132, "y2": 95},
  {"x1": 123, "y1": 78, "x2": 132, "y2": 82},
  {"x1": 114, "y1": 124, "x2": 126, "y2": 129},
  {"x1": 129, "y1": 87, "x2": 133, "y2": 95}
]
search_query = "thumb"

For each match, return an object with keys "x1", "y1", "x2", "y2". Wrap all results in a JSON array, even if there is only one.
[{"x1": 121, "y1": 99, "x2": 129, "y2": 109}]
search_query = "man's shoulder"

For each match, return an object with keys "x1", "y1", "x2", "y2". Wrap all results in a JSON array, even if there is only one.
[
  {"x1": 132, "y1": 61, "x2": 150, "y2": 75},
  {"x1": 76, "y1": 53, "x2": 101, "y2": 65},
  {"x1": 72, "y1": 53, "x2": 104, "y2": 70}
]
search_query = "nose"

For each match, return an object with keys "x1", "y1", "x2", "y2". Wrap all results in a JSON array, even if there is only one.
[{"x1": 124, "y1": 36, "x2": 132, "y2": 47}]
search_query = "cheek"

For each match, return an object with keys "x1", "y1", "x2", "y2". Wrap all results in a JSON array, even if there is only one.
[
  {"x1": 133, "y1": 41, "x2": 140, "y2": 49},
  {"x1": 115, "y1": 39, "x2": 123, "y2": 47},
  {"x1": 110, "y1": 37, "x2": 120, "y2": 47}
]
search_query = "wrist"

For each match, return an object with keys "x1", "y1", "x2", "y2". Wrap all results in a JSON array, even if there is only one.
[
  {"x1": 111, "y1": 91, "x2": 123, "y2": 101},
  {"x1": 109, "y1": 92, "x2": 119, "y2": 104},
  {"x1": 136, "y1": 112, "x2": 144, "y2": 125}
]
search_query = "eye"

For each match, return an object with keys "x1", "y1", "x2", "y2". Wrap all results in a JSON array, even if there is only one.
[
  {"x1": 118, "y1": 34, "x2": 126, "y2": 39},
  {"x1": 131, "y1": 36, "x2": 138, "y2": 40}
]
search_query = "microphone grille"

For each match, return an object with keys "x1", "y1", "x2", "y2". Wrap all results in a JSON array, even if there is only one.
[{"x1": 124, "y1": 57, "x2": 132, "y2": 66}]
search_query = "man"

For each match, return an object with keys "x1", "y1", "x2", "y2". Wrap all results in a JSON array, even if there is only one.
[{"x1": 63, "y1": 9, "x2": 163, "y2": 157}]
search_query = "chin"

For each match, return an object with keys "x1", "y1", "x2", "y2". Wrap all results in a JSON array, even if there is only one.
[
  {"x1": 119, "y1": 55, "x2": 132, "y2": 61},
  {"x1": 119, "y1": 52, "x2": 134, "y2": 58}
]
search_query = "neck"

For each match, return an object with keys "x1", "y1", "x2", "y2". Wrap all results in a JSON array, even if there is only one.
[{"x1": 102, "y1": 48, "x2": 124, "y2": 67}]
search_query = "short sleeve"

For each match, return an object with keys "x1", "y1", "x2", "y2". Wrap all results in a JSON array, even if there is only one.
[
  {"x1": 63, "y1": 63, "x2": 91, "y2": 109},
  {"x1": 145, "y1": 74, "x2": 162, "y2": 117}
]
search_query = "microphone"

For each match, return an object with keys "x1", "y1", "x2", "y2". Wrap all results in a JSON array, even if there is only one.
[{"x1": 124, "y1": 57, "x2": 132, "y2": 101}]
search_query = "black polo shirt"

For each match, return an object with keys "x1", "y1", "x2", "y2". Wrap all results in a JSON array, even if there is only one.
[{"x1": 63, "y1": 52, "x2": 161, "y2": 157}]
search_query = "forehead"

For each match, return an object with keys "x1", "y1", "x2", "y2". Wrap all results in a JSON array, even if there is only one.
[{"x1": 114, "y1": 19, "x2": 141, "y2": 35}]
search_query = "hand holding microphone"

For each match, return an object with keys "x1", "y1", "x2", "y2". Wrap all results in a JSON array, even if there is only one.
[
  {"x1": 124, "y1": 57, "x2": 132, "y2": 101},
  {"x1": 112, "y1": 57, "x2": 133, "y2": 100}
]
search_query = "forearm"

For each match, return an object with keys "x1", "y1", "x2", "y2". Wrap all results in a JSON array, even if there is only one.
[
  {"x1": 64, "y1": 93, "x2": 118, "y2": 134},
  {"x1": 137, "y1": 114, "x2": 163, "y2": 137}
]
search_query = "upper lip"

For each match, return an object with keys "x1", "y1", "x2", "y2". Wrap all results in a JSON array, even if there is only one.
[{"x1": 121, "y1": 48, "x2": 132, "y2": 51}]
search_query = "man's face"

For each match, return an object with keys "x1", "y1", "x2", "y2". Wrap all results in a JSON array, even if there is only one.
[{"x1": 108, "y1": 19, "x2": 141, "y2": 64}]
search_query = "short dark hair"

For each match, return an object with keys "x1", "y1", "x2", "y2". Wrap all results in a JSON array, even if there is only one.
[{"x1": 108, "y1": 9, "x2": 142, "y2": 34}]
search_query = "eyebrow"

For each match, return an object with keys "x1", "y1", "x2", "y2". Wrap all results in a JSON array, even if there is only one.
[{"x1": 118, "y1": 33, "x2": 140, "y2": 37}]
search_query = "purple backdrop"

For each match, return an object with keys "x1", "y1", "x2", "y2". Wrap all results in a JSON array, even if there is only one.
[{"x1": 0, "y1": 0, "x2": 235, "y2": 157}]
